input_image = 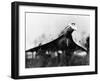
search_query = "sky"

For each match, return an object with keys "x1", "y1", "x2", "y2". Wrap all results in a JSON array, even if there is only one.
[{"x1": 26, "y1": 12, "x2": 90, "y2": 50}]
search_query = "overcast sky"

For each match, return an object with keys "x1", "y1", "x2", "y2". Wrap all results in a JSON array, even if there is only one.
[{"x1": 26, "y1": 13, "x2": 90, "y2": 50}]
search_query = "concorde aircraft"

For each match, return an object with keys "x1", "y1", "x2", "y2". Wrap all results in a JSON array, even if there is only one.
[
  {"x1": 25, "y1": 23, "x2": 89, "y2": 67},
  {"x1": 26, "y1": 23, "x2": 88, "y2": 52}
]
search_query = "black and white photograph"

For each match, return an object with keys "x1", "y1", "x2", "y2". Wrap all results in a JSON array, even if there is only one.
[
  {"x1": 25, "y1": 12, "x2": 90, "y2": 68},
  {"x1": 11, "y1": 1, "x2": 97, "y2": 79}
]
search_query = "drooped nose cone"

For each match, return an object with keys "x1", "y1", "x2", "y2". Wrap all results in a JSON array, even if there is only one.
[
  {"x1": 70, "y1": 25, "x2": 77, "y2": 31},
  {"x1": 59, "y1": 24, "x2": 77, "y2": 37}
]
